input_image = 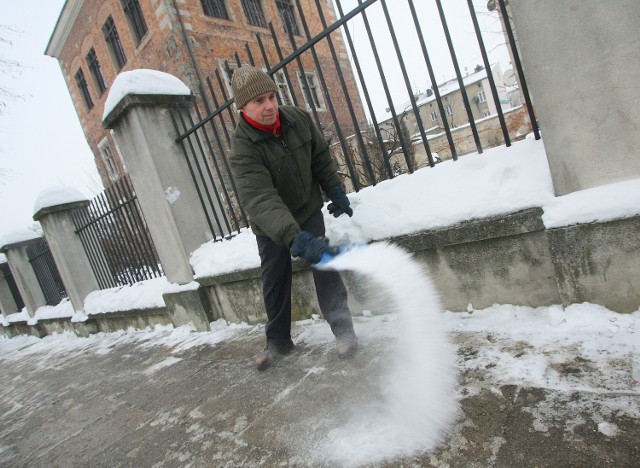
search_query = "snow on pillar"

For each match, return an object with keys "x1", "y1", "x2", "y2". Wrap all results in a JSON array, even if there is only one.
[
  {"x1": 32, "y1": 187, "x2": 100, "y2": 313},
  {"x1": 101, "y1": 69, "x2": 211, "y2": 331},
  {"x1": 0, "y1": 231, "x2": 47, "y2": 318}
]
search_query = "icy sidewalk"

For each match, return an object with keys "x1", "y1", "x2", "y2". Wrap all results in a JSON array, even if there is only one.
[{"x1": 0, "y1": 307, "x2": 638, "y2": 467}]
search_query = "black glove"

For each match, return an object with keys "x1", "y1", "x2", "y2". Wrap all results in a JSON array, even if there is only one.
[
  {"x1": 290, "y1": 231, "x2": 339, "y2": 264},
  {"x1": 326, "y1": 186, "x2": 353, "y2": 218}
]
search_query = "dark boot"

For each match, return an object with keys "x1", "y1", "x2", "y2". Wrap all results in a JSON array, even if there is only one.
[
  {"x1": 255, "y1": 340, "x2": 295, "y2": 371},
  {"x1": 335, "y1": 332, "x2": 358, "y2": 360}
]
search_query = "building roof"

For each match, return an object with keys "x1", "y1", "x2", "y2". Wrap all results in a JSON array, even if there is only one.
[
  {"x1": 45, "y1": 0, "x2": 80, "y2": 58},
  {"x1": 380, "y1": 66, "x2": 492, "y2": 122}
]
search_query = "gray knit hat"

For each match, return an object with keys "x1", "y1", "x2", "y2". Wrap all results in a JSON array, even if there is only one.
[{"x1": 231, "y1": 66, "x2": 278, "y2": 109}]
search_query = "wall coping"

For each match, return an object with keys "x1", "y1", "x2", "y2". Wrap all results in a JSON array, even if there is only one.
[{"x1": 33, "y1": 199, "x2": 90, "y2": 221}]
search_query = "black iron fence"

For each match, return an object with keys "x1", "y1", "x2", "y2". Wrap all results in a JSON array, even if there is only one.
[
  {"x1": 172, "y1": 0, "x2": 538, "y2": 242},
  {"x1": 71, "y1": 175, "x2": 164, "y2": 289},
  {"x1": 0, "y1": 262, "x2": 25, "y2": 313},
  {"x1": 25, "y1": 237, "x2": 67, "y2": 306}
]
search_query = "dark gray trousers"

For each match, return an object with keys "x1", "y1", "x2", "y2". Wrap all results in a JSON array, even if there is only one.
[{"x1": 255, "y1": 210, "x2": 354, "y2": 347}]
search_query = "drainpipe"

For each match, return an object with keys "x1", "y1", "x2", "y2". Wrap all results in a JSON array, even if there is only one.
[{"x1": 171, "y1": 0, "x2": 210, "y2": 112}]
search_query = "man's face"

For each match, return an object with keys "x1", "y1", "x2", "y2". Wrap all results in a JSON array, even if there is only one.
[{"x1": 242, "y1": 91, "x2": 279, "y2": 126}]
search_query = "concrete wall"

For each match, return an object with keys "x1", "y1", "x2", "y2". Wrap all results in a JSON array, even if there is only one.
[
  {"x1": 196, "y1": 210, "x2": 639, "y2": 330},
  {"x1": 509, "y1": 0, "x2": 640, "y2": 195},
  {"x1": 2, "y1": 210, "x2": 638, "y2": 338},
  {"x1": 547, "y1": 216, "x2": 640, "y2": 313}
]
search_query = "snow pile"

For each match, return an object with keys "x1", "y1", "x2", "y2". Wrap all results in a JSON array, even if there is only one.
[
  {"x1": 5, "y1": 308, "x2": 30, "y2": 323},
  {"x1": 103, "y1": 69, "x2": 191, "y2": 121},
  {"x1": 32, "y1": 186, "x2": 87, "y2": 216},
  {"x1": 190, "y1": 228, "x2": 260, "y2": 277},
  {"x1": 28, "y1": 298, "x2": 74, "y2": 325},
  {"x1": 542, "y1": 177, "x2": 640, "y2": 228},
  {"x1": 83, "y1": 276, "x2": 199, "y2": 315},
  {"x1": 0, "y1": 228, "x2": 40, "y2": 249},
  {"x1": 311, "y1": 242, "x2": 458, "y2": 465}
]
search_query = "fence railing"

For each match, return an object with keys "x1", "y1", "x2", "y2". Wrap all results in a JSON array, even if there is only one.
[
  {"x1": 71, "y1": 174, "x2": 164, "y2": 289},
  {"x1": 0, "y1": 262, "x2": 25, "y2": 312},
  {"x1": 25, "y1": 237, "x2": 67, "y2": 306},
  {"x1": 171, "y1": 0, "x2": 538, "y2": 242}
]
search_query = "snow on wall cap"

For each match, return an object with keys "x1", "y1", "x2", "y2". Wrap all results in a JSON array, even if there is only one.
[
  {"x1": 102, "y1": 69, "x2": 192, "y2": 122},
  {"x1": 33, "y1": 186, "x2": 88, "y2": 216},
  {"x1": 0, "y1": 252, "x2": 6, "y2": 263},
  {"x1": 0, "y1": 229, "x2": 41, "y2": 251}
]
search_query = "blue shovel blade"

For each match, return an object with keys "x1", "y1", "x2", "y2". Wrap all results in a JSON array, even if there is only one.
[{"x1": 316, "y1": 243, "x2": 364, "y2": 266}]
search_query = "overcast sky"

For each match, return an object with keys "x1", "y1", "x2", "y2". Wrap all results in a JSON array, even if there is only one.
[
  {"x1": 0, "y1": 0, "x2": 508, "y2": 241},
  {"x1": 0, "y1": 0, "x2": 102, "y2": 240}
]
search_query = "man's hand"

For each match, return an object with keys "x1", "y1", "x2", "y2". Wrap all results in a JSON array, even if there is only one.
[
  {"x1": 326, "y1": 186, "x2": 353, "y2": 218},
  {"x1": 290, "y1": 231, "x2": 338, "y2": 264}
]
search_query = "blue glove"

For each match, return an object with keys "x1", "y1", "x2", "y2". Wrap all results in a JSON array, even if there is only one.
[
  {"x1": 290, "y1": 231, "x2": 339, "y2": 264},
  {"x1": 326, "y1": 186, "x2": 353, "y2": 218}
]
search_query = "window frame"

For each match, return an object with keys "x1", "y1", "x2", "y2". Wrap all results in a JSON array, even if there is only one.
[
  {"x1": 478, "y1": 90, "x2": 487, "y2": 103},
  {"x1": 429, "y1": 111, "x2": 438, "y2": 122},
  {"x1": 274, "y1": 70, "x2": 294, "y2": 106},
  {"x1": 276, "y1": 0, "x2": 299, "y2": 35},
  {"x1": 241, "y1": 0, "x2": 267, "y2": 28},
  {"x1": 297, "y1": 70, "x2": 325, "y2": 111},
  {"x1": 201, "y1": 0, "x2": 230, "y2": 19},
  {"x1": 103, "y1": 16, "x2": 127, "y2": 71},
  {"x1": 98, "y1": 137, "x2": 120, "y2": 182},
  {"x1": 86, "y1": 48, "x2": 107, "y2": 96},
  {"x1": 74, "y1": 68, "x2": 94, "y2": 111},
  {"x1": 121, "y1": 0, "x2": 148, "y2": 45}
]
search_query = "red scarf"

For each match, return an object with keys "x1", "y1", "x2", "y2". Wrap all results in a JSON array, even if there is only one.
[{"x1": 242, "y1": 111, "x2": 281, "y2": 137}]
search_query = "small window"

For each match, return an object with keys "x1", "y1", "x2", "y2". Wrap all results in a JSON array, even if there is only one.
[
  {"x1": 430, "y1": 111, "x2": 438, "y2": 122},
  {"x1": 75, "y1": 68, "x2": 94, "y2": 110},
  {"x1": 103, "y1": 16, "x2": 127, "y2": 70},
  {"x1": 276, "y1": 0, "x2": 299, "y2": 35},
  {"x1": 298, "y1": 71, "x2": 324, "y2": 110},
  {"x1": 445, "y1": 105, "x2": 453, "y2": 116},
  {"x1": 241, "y1": 0, "x2": 267, "y2": 28},
  {"x1": 274, "y1": 70, "x2": 293, "y2": 106},
  {"x1": 483, "y1": 111, "x2": 491, "y2": 117},
  {"x1": 98, "y1": 138, "x2": 120, "y2": 182},
  {"x1": 220, "y1": 61, "x2": 238, "y2": 98},
  {"x1": 202, "y1": 0, "x2": 229, "y2": 19},
  {"x1": 86, "y1": 48, "x2": 107, "y2": 96},
  {"x1": 122, "y1": 0, "x2": 149, "y2": 45},
  {"x1": 478, "y1": 91, "x2": 487, "y2": 103}
]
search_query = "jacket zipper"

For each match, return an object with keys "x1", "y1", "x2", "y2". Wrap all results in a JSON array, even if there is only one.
[{"x1": 280, "y1": 135, "x2": 305, "y2": 195}]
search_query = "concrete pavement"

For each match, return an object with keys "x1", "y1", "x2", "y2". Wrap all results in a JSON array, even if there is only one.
[{"x1": 0, "y1": 316, "x2": 638, "y2": 467}]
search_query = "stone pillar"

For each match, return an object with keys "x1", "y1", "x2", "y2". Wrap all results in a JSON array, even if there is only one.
[
  {"x1": 32, "y1": 190, "x2": 100, "y2": 313},
  {"x1": 508, "y1": 0, "x2": 640, "y2": 195},
  {"x1": 0, "y1": 262, "x2": 19, "y2": 316},
  {"x1": 0, "y1": 234, "x2": 46, "y2": 318},
  {"x1": 102, "y1": 69, "x2": 212, "y2": 331}
]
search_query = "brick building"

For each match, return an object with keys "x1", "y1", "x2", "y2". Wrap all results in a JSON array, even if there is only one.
[{"x1": 46, "y1": 0, "x2": 366, "y2": 187}]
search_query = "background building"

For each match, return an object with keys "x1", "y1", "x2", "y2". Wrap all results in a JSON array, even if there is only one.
[{"x1": 46, "y1": 0, "x2": 366, "y2": 187}]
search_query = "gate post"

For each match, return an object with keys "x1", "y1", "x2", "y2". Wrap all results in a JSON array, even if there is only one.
[
  {"x1": 0, "y1": 232, "x2": 46, "y2": 318},
  {"x1": 507, "y1": 0, "x2": 640, "y2": 195},
  {"x1": 102, "y1": 69, "x2": 211, "y2": 331},
  {"x1": 32, "y1": 187, "x2": 100, "y2": 314}
]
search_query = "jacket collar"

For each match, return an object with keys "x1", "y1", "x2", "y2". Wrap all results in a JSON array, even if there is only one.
[{"x1": 238, "y1": 106, "x2": 297, "y2": 142}]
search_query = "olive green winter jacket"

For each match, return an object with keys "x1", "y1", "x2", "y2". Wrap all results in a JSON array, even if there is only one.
[{"x1": 229, "y1": 106, "x2": 342, "y2": 246}]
